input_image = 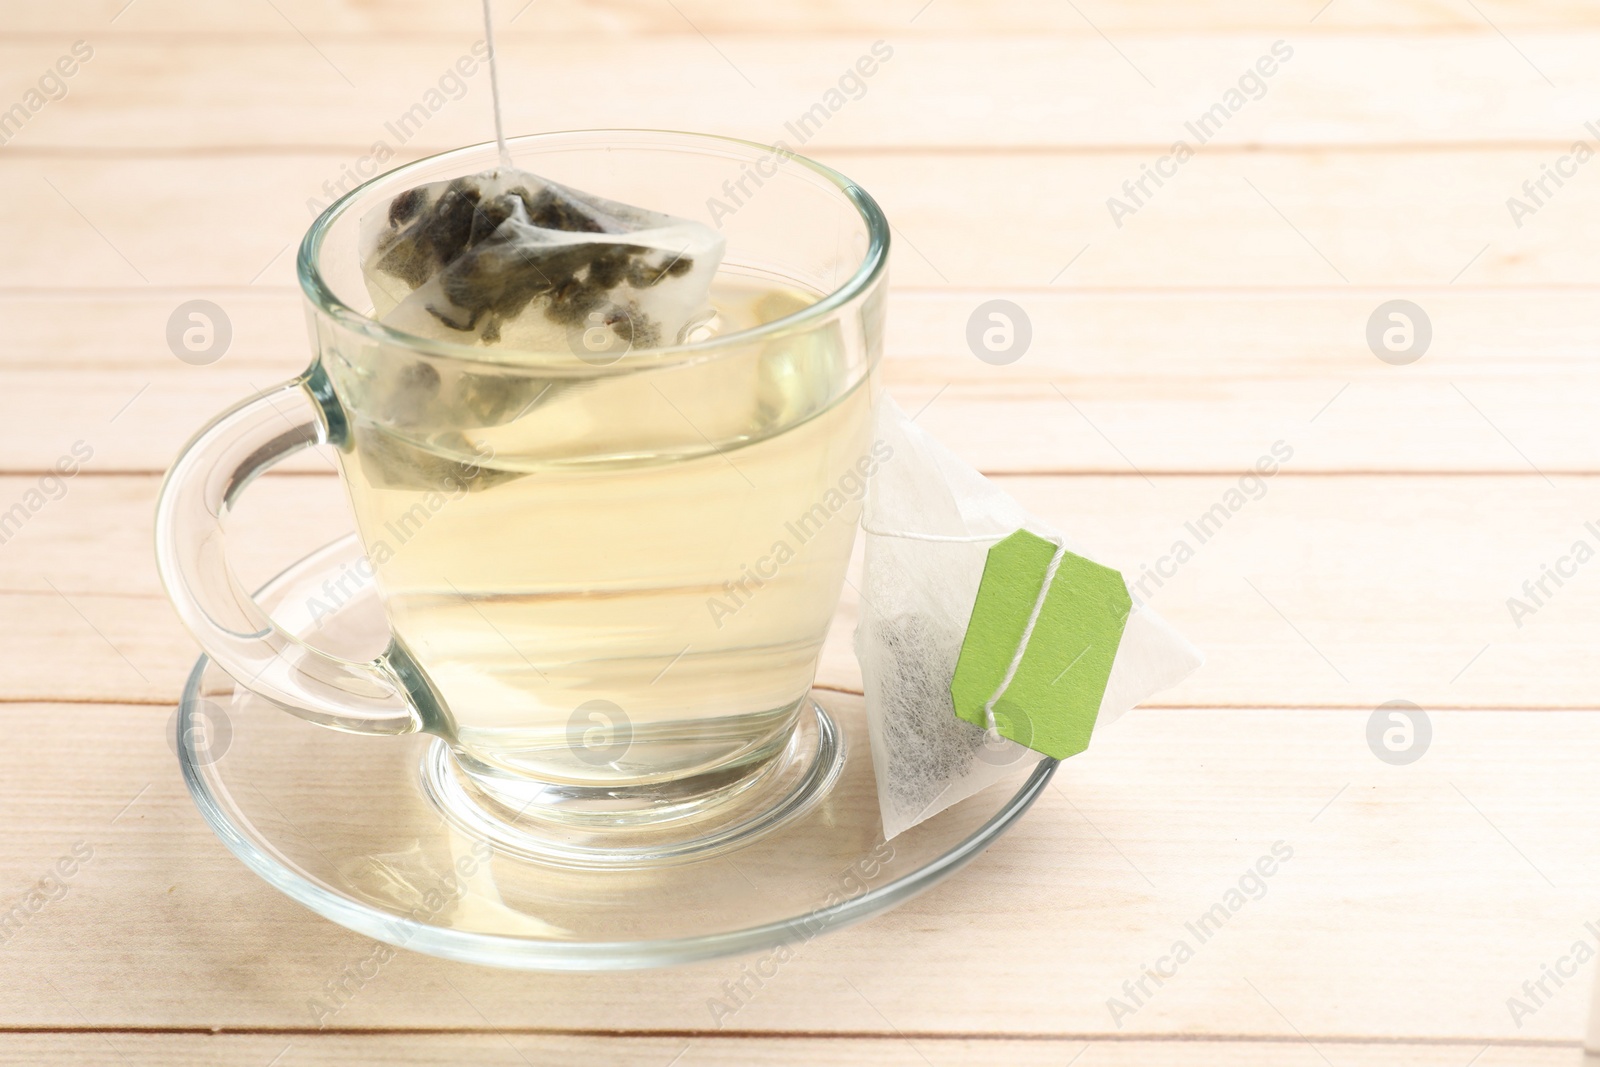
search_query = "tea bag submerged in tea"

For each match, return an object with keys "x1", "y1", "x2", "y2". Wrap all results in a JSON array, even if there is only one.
[
  {"x1": 343, "y1": 167, "x2": 726, "y2": 492},
  {"x1": 855, "y1": 399, "x2": 1203, "y2": 840},
  {"x1": 359, "y1": 168, "x2": 724, "y2": 353}
]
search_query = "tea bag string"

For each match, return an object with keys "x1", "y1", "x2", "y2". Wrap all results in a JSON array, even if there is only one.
[
  {"x1": 857, "y1": 523, "x2": 1006, "y2": 544},
  {"x1": 480, "y1": 0, "x2": 513, "y2": 171},
  {"x1": 980, "y1": 535, "x2": 1067, "y2": 735},
  {"x1": 861, "y1": 519, "x2": 1068, "y2": 736}
]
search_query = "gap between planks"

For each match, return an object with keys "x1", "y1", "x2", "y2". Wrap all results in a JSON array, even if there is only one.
[
  {"x1": 11, "y1": 469, "x2": 1600, "y2": 479},
  {"x1": 0, "y1": 1025, "x2": 1578, "y2": 1049},
  {"x1": 8, "y1": 695, "x2": 1600, "y2": 713},
  {"x1": 0, "y1": 141, "x2": 1596, "y2": 159},
  {"x1": 0, "y1": 27, "x2": 1572, "y2": 43},
  {"x1": 8, "y1": 284, "x2": 1600, "y2": 297},
  {"x1": 8, "y1": 285, "x2": 1600, "y2": 299}
]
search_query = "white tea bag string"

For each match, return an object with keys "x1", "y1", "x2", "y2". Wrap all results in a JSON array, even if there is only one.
[
  {"x1": 858, "y1": 523, "x2": 1006, "y2": 544},
  {"x1": 480, "y1": 0, "x2": 513, "y2": 171},
  {"x1": 978, "y1": 536, "x2": 1065, "y2": 733},
  {"x1": 861, "y1": 517, "x2": 1070, "y2": 734}
]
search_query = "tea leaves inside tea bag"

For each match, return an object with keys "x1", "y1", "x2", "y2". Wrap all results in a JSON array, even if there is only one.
[
  {"x1": 341, "y1": 166, "x2": 724, "y2": 493},
  {"x1": 361, "y1": 168, "x2": 723, "y2": 355}
]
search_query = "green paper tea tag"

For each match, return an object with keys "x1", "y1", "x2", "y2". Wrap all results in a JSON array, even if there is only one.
[{"x1": 949, "y1": 530, "x2": 1132, "y2": 760}]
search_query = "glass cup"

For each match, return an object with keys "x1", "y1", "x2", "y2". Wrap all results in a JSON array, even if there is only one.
[{"x1": 156, "y1": 131, "x2": 888, "y2": 862}]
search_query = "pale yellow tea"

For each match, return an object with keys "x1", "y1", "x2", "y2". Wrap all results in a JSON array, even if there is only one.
[{"x1": 332, "y1": 282, "x2": 877, "y2": 787}]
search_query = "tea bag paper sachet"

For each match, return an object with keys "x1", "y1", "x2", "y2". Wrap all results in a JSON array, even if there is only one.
[
  {"x1": 359, "y1": 168, "x2": 724, "y2": 353},
  {"x1": 344, "y1": 168, "x2": 727, "y2": 492},
  {"x1": 855, "y1": 398, "x2": 1203, "y2": 840}
]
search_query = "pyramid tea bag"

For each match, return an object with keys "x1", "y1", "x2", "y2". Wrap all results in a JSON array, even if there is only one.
[
  {"x1": 340, "y1": 167, "x2": 727, "y2": 492},
  {"x1": 360, "y1": 168, "x2": 724, "y2": 353},
  {"x1": 855, "y1": 398, "x2": 1203, "y2": 840}
]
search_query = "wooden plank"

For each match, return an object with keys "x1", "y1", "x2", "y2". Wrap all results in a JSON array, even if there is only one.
[
  {"x1": 0, "y1": 150, "x2": 1586, "y2": 294},
  {"x1": 3, "y1": 289, "x2": 1597, "y2": 474},
  {"x1": 0, "y1": 35, "x2": 1593, "y2": 152},
  {"x1": 2, "y1": 0, "x2": 1595, "y2": 1052},
  {"x1": 1, "y1": 700, "x2": 1597, "y2": 1044},
  {"x1": 4, "y1": 472, "x2": 1596, "y2": 709},
  {"x1": 5, "y1": 0, "x2": 1600, "y2": 35},
  {"x1": 0, "y1": 1033, "x2": 1580, "y2": 1066}
]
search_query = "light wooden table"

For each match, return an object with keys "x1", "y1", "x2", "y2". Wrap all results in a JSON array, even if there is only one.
[{"x1": 4, "y1": 1, "x2": 1599, "y2": 1063}]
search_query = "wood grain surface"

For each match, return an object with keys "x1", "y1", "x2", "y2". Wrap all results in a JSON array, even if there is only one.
[{"x1": 1, "y1": 1, "x2": 1595, "y2": 1064}]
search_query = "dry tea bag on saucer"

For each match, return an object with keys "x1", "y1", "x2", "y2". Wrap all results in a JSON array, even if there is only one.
[
  {"x1": 855, "y1": 398, "x2": 1203, "y2": 840},
  {"x1": 359, "y1": 168, "x2": 725, "y2": 352}
]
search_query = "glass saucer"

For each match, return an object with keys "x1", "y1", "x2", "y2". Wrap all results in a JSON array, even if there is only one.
[{"x1": 176, "y1": 535, "x2": 1056, "y2": 971}]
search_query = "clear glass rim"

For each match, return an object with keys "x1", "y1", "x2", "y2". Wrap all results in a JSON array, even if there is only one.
[
  {"x1": 177, "y1": 537, "x2": 1059, "y2": 971},
  {"x1": 296, "y1": 129, "x2": 891, "y2": 367}
]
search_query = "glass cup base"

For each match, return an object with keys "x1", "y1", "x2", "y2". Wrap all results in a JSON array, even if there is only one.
[
  {"x1": 420, "y1": 699, "x2": 844, "y2": 868},
  {"x1": 176, "y1": 534, "x2": 1055, "y2": 970}
]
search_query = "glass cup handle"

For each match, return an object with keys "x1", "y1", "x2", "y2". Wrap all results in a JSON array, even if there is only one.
[{"x1": 155, "y1": 377, "x2": 421, "y2": 736}]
